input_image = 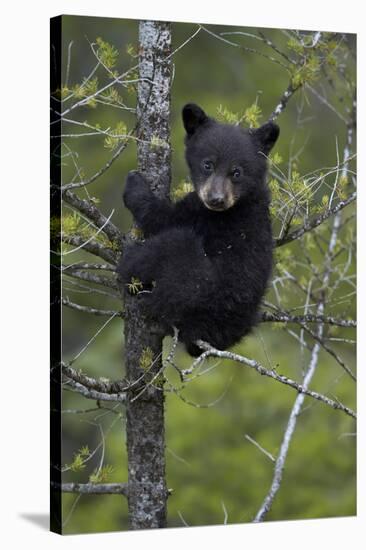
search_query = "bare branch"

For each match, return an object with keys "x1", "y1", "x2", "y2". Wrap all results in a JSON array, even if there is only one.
[
  {"x1": 61, "y1": 362, "x2": 127, "y2": 403},
  {"x1": 269, "y1": 82, "x2": 300, "y2": 121},
  {"x1": 53, "y1": 405, "x2": 118, "y2": 415},
  {"x1": 64, "y1": 41, "x2": 74, "y2": 88},
  {"x1": 59, "y1": 67, "x2": 141, "y2": 118},
  {"x1": 256, "y1": 30, "x2": 294, "y2": 65},
  {"x1": 300, "y1": 323, "x2": 356, "y2": 381},
  {"x1": 62, "y1": 362, "x2": 127, "y2": 393},
  {"x1": 63, "y1": 278, "x2": 119, "y2": 300},
  {"x1": 183, "y1": 342, "x2": 356, "y2": 419},
  {"x1": 61, "y1": 128, "x2": 133, "y2": 191},
  {"x1": 60, "y1": 234, "x2": 117, "y2": 264},
  {"x1": 64, "y1": 269, "x2": 118, "y2": 291},
  {"x1": 305, "y1": 83, "x2": 349, "y2": 124},
  {"x1": 62, "y1": 189, "x2": 124, "y2": 246},
  {"x1": 201, "y1": 26, "x2": 289, "y2": 70},
  {"x1": 245, "y1": 434, "x2": 276, "y2": 463},
  {"x1": 70, "y1": 312, "x2": 119, "y2": 364},
  {"x1": 166, "y1": 25, "x2": 202, "y2": 60},
  {"x1": 275, "y1": 192, "x2": 356, "y2": 247},
  {"x1": 260, "y1": 311, "x2": 356, "y2": 328},
  {"x1": 62, "y1": 297, "x2": 123, "y2": 317},
  {"x1": 64, "y1": 378, "x2": 126, "y2": 403},
  {"x1": 62, "y1": 262, "x2": 116, "y2": 272},
  {"x1": 52, "y1": 481, "x2": 128, "y2": 496},
  {"x1": 254, "y1": 131, "x2": 353, "y2": 520},
  {"x1": 253, "y1": 335, "x2": 323, "y2": 522}
]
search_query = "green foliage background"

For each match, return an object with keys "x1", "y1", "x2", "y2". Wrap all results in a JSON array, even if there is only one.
[{"x1": 58, "y1": 16, "x2": 356, "y2": 533}]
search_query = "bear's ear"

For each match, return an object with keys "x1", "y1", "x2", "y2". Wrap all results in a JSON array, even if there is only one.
[
  {"x1": 252, "y1": 121, "x2": 280, "y2": 155},
  {"x1": 182, "y1": 103, "x2": 209, "y2": 136}
]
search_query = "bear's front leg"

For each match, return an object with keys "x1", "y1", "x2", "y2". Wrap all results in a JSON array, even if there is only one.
[
  {"x1": 123, "y1": 170, "x2": 153, "y2": 215},
  {"x1": 122, "y1": 170, "x2": 175, "y2": 236}
]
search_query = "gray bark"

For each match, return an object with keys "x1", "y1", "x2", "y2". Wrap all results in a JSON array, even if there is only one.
[
  {"x1": 136, "y1": 21, "x2": 172, "y2": 196},
  {"x1": 123, "y1": 20, "x2": 172, "y2": 530}
]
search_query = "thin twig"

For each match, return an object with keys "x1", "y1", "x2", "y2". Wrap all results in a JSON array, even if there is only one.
[
  {"x1": 61, "y1": 127, "x2": 135, "y2": 191},
  {"x1": 300, "y1": 322, "x2": 356, "y2": 381},
  {"x1": 62, "y1": 297, "x2": 123, "y2": 318},
  {"x1": 166, "y1": 25, "x2": 202, "y2": 60},
  {"x1": 245, "y1": 434, "x2": 276, "y2": 462},
  {"x1": 201, "y1": 26, "x2": 289, "y2": 70},
  {"x1": 64, "y1": 270, "x2": 118, "y2": 291},
  {"x1": 69, "y1": 312, "x2": 119, "y2": 365}
]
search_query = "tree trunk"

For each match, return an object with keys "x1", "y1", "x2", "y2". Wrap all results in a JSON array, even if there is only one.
[{"x1": 123, "y1": 20, "x2": 172, "y2": 530}]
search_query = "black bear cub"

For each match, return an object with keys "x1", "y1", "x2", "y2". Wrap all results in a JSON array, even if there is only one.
[{"x1": 118, "y1": 104, "x2": 279, "y2": 356}]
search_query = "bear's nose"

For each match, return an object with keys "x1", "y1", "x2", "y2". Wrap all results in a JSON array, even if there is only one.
[{"x1": 208, "y1": 194, "x2": 226, "y2": 209}]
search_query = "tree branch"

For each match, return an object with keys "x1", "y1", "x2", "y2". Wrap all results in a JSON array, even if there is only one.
[
  {"x1": 201, "y1": 26, "x2": 289, "y2": 70},
  {"x1": 254, "y1": 131, "x2": 354, "y2": 520},
  {"x1": 62, "y1": 262, "x2": 116, "y2": 272},
  {"x1": 61, "y1": 127, "x2": 135, "y2": 191},
  {"x1": 300, "y1": 322, "x2": 356, "y2": 381},
  {"x1": 253, "y1": 332, "x2": 323, "y2": 522},
  {"x1": 269, "y1": 82, "x2": 300, "y2": 121},
  {"x1": 62, "y1": 297, "x2": 123, "y2": 317},
  {"x1": 61, "y1": 234, "x2": 117, "y2": 264},
  {"x1": 183, "y1": 341, "x2": 355, "y2": 420},
  {"x1": 64, "y1": 379, "x2": 126, "y2": 403},
  {"x1": 61, "y1": 362, "x2": 127, "y2": 402},
  {"x1": 52, "y1": 481, "x2": 128, "y2": 496},
  {"x1": 275, "y1": 192, "x2": 356, "y2": 247},
  {"x1": 62, "y1": 189, "x2": 124, "y2": 246},
  {"x1": 64, "y1": 269, "x2": 118, "y2": 291},
  {"x1": 260, "y1": 311, "x2": 356, "y2": 328}
]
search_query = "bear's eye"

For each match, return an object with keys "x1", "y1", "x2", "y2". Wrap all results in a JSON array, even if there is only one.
[
  {"x1": 232, "y1": 167, "x2": 243, "y2": 181},
  {"x1": 202, "y1": 159, "x2": 214, "y2": 173}
]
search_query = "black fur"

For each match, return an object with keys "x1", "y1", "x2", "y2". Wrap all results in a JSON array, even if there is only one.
[{"x1": 117, "y1": 104, "x2": 279, "y2": 356}]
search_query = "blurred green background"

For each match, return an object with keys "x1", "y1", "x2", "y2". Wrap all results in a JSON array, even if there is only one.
[{"x1": 57, "y1": 16, "x2": 356, "y2": 533}]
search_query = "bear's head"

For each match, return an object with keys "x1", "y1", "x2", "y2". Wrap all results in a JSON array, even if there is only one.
[{"x1": 182, "y1": 103, "x2": 279, "y2": 211}]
